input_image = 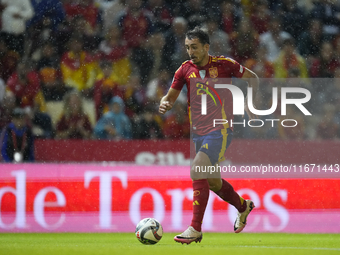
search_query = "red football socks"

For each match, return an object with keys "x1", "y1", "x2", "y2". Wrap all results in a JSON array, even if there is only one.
[
  {"x1": 191, "y1": 179, "x2": 210, "y2": 232},
  {"x1": 214, "y1": 179, "x2": 246, "y2": 212}
]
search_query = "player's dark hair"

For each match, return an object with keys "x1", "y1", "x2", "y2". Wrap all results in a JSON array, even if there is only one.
[{"x1": 186, "y1": 27, "x2": 210, "y2": 45}]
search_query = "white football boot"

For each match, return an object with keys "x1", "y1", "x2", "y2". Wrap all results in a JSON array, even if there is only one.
[
  {"x1": 174, "y1": 226, "x2": 202, "y2": 244},
  {"x1": 234, "y1": 200, "x2": 255, "y2": 233}
]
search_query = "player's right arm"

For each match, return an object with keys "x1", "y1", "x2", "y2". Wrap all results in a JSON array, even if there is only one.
[
  {"x1": 159, "y1": 63, "x2": 186, "y2": 115},
  {"x1": 159, "y1": 88, "x2": 181, "y2": 114}
]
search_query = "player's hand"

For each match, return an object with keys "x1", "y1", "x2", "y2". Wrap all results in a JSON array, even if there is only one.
[{"x1": 159, "y1": 101, "x2": 172, "y2": 114}]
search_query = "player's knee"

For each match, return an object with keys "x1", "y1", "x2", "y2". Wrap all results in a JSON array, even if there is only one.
[
  {"x1": 208, "y1": 178, "x2": 222, "y2": 192},
  {"x1": 190, "y1": 165, "x2": 208, "y2": 180}
]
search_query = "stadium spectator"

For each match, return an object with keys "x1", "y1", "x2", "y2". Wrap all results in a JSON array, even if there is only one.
[
  {"x1": 331, "y1": 67, "x2": 340, "y2": 103},
  {"x1": 63, "y1": 0, "x2": 102, "y2": 36},
  {"x1": 6, "y1": 61, "x2": 53, "y2": 138},
  {"x1": 274, "y1": 38, "x2": 308, "y2": 78},
  {"x1": 37, "y1": 42, "x2": 68, "y2": 101},
  {"x1": 0, "y1": 93, "x2": 16, "y2": 131},
  {"x1": 204, "y1": 17, "x2": 230, "y2": 56},
  {"x1": 332, "y1": 67, "x2": 340, "y2": 126},
  {"x1": 143, "y1": 32, "x2": 168, "y2": 83},
  {"x1": 55, "y1": 91, "x2": 92, "y2": 139},
  {"x1": 333, "y1": 34, "x2": 340, "y2": 61},
  {"x1": 27, "y1": 0, "x2": 65, "y2": 53},
  {"x1": 27, "y1": 0, "x2": 65, "y2": 31},
  {"x1": 1, "y1": 108, "x2": 34, "y2": 162},
  {"x1": 146, "y1": 69, "x2": 171, "y2": 104},
  {"x1": 118, "y1": 0, "x2": 153, "y2": 84},
  {"x1": 100, "y1": 0, "x2": 126, "y2": 34},
  {"x1": 122, "y1": 74, "x2": 145, "y2": 117},
  {"x1": 163, "y1": 102, "x2": 190, "y2": 139},
  {"x1": 163, "y1": 17, "x2": 188, "y2": 73},
  {"x1": 0, "y1": 0, "x2": 34, "y2": 55},
  {"x1": 278, "y1": 106, "x2": 305, "y2": 140},
  {"x1": 298, "y1": 19, "x2": 325, "y2": 59},
  {"x1": 259, "y1": 17, "x2": 292, "y2": 62},
  {"x1": 6, "y1": 60, "x2": 42, "y2": 109},
  {"x1": 179, "y1": 0, "x2": 208, "y2": 30},
  {"x1": 94, "y1": 96, "x2": 132, "y2": 139},
  {"x1": 244, "y1": 46, "x2": 274, "y2": 78},
  {"x1": 94, "y1": 96, "x2": 132, "y2": 140},
  {"x1": 118, "y1": 0, "x2": 153, "y2": 49},
  {"x1": 97, "y1": 25, "x2": 131, "y2": 85},
  {"x1": 94, "y1": 61, "x2": 124, "y2": 121},
  {"x1": 310, "y1": 41, "x2": 339, "y2": 78},
  {"x1": 219, "y1": 0, "x2": 241, "y2": 35},
  {"x1": 134, "y1": 105, "x2": 163, "y2": 139},
  {"x1": 0, "y1": 38, "x2": 20, "y2": 82},
  {"x1": 316, "y1": 104, "x2": 339, "y2": 140},
  {"x1": 310, "y1": 0, "x2": 340, "y2": 38},
  {"x1": 230, "y1": 18, "x2": 259, "y2": 63},
  {"x1": 277, "y1": 0, "x2": 307, "y2": 39},
  {"x1": 145, "y1": 0, "x2": 172, "y2": 32},
  {"x1": 60, "y1": 37, "x2": 98, "y2": 97},
  {"x1": 0, "y1": 78, "x2": 4, "y2": 103},
  {"x1": 250, "y1": 0, "x2": 270, "y2": 34}
]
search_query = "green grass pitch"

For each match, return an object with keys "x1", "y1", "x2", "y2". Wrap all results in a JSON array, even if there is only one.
[{"x1": 1, "y1": 233, "x2": 340, "y2": 255}]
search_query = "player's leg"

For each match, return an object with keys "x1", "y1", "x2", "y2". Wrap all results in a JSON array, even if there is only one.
[
  {"x1": 174, "y1": 135, "x2": 212, "y2": 244},
  {"x1": 174, "y1": 151, "x2": 211, "y2": 244},
  {"x1": 208, "y1": 129, "x2": 255, "y2": 233}
]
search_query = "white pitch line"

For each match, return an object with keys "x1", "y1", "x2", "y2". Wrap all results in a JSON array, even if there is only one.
[{"x1": 235, "y1": 245, "x2": 340, "y2": 251}]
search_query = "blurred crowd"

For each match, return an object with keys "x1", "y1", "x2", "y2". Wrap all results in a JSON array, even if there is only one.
[{"x1": 1, "y1": 0, "x2": 340, "y2": 159}]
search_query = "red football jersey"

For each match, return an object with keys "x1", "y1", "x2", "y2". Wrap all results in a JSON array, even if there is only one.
[{"x1": 171, "y1": 56, "x2": 245, "y2": 135}]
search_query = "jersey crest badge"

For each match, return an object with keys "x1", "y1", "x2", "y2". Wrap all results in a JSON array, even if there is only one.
[{"x1": 209, "y1": 67, "x2": 218, "y2": 78}]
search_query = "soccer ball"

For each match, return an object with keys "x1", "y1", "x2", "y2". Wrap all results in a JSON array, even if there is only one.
[{"x1": 135, "y1": 218, "x2": 163, "y2": 245}]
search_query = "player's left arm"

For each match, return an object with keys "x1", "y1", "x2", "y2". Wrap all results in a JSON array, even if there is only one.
[{"x1": 241, "y1": 67, "x2": 260, "y2": 120}]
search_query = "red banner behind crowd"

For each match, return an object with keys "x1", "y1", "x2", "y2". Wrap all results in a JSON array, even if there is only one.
[
  {"x1": 0, "y1": 164, "x2": 339, "y2": 233},
  {"x1": 34, "y1": 139, "x2": 340, "y2": 164}
]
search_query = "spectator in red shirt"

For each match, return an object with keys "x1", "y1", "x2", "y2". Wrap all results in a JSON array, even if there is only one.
[
  {"x1": 63, "y1": 0, "x2": 102, "y2": 50},
  {"x1": 6, "y1": 62, "x2": 53, "y2": 138},
  {"x1": 63, "y1": 0, "x2": 102, "y2": 32},
  {"x1": 230, "y1": 18, "x2": 259, "y2": 64},
  {"x1": 163, "y1": 102, "x2": 190, "y2": 139},
  {"x1": 310, "y1": 41, "x2": 339, "y2": 78},
  {"x1": 219, "y1": 0, "x2": 240, "y2": 35},
  {"x1": 250, "y1": 0, "x2": 270, "y2": 34},
  {"x1": 244, "y1": 46, "x2": 274, "y2": 79},
  {"x1": 118, "y1": 0, "x2": 152, "y2": 49},
  {"x1": 56, "y1": 91, "x2": 92, "y2": 139},
  {"x1": 6, "y1": 62, "x2": 41, "y2": 109},
  {"x1": 118, "y1": 0, "x2": 153, "y2": 84}
]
